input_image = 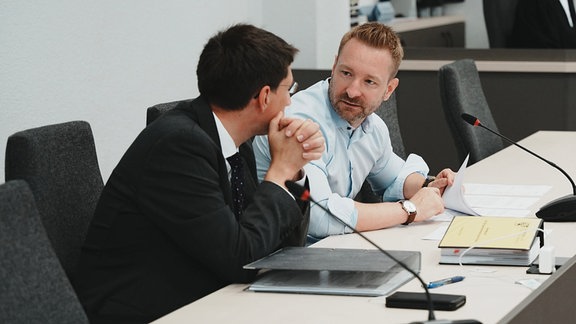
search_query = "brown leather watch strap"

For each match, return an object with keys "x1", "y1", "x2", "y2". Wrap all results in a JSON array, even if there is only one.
[{"x1": 399, "y1": 200, "x2": 417, "y2": 225}]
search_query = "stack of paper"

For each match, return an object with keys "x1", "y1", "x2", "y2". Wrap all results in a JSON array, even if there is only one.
[
  {"x1": 441, "y1": 154, "x2": 551, "y2": 218},
  {"x1": 438, "y1": 216, "x2": 543, "y2": 266}
]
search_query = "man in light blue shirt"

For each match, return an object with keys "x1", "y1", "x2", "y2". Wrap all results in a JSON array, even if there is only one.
[{"x1": 254, "y1": 23, "x2": 454, "y2": 240}]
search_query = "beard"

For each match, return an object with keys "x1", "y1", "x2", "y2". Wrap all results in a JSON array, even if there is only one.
[{"x1": 328, "y1": 82, "x2": 379, "y2": 127}]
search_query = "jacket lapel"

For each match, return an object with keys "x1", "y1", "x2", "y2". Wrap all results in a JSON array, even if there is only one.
[{"x1": 177, "y1": 96, "x2": 257, "y2": 214}]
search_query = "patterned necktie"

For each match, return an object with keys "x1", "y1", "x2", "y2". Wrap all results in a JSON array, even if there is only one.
[{"x1": 227, "y1": 153, "x2": 245, "y2": 219}]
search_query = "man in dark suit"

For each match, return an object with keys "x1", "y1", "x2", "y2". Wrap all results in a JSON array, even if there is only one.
[{"x1": 74, "y1": 24, "x2": 325, "y2": 324}]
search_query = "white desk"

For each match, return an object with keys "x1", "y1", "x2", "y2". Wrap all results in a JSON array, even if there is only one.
[{"x1": 153, "y1": 131, "x2": 576, "y2": 324}]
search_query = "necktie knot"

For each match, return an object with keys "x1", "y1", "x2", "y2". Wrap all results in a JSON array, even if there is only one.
[
  {"x1": 227, "y1": 153, "x2": 242, "y2": 168},
  {"x1": 227, "y1": 153, "x2": 245, "y2": 219}
]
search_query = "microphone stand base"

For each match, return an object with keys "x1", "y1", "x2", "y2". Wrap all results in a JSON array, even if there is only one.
[{"x1": 536, "y1": 194, "x2": 576, "y2": 222}]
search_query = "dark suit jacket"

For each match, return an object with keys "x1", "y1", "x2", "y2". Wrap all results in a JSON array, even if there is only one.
[
  {"x1": 74, "y1": 96, "x2": 309, "y2": 324},
  {"x1": 509, "y1": 0, "x2": 576, "y2": 48}
]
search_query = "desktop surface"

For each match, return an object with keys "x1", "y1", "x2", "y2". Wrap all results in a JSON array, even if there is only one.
[{"x1": 152, "y1": 131, "x2": 576, "y2": 324}]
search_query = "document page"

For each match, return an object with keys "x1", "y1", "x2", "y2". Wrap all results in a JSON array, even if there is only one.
[
  {"x1": 433, "y1": 154, "x2": 552, "y2": 221},
  {"x1": 441, "y1": 154, "x2": 479, "y2": 215},
  {"x1": 464, "y1": 183, "x2": 550, "y2": 217}
]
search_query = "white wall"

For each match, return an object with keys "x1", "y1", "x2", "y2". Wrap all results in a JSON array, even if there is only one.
[
  {"x1": 0, "y1": 0, "x2": 262, "y2": 182},
  {"x1": 262, "y1": 0, "x2": 350, "y2": 69}
]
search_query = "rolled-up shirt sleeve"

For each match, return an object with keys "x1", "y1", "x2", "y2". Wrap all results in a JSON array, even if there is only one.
[
  {"x1": 381, "y1": 154, "x2": 429, "y2": 202},
  {"x1": 304, "y1": 163, "x2": 358, "y2": 238},
  {"x1": 307, "y1": 153, "x2": 429, "y2": 238}
]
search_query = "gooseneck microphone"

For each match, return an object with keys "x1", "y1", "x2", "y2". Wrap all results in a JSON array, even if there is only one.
[
  {"x1": 461, "y1": 113, "x2": 576, "y2": 222},
  {"x1": 285, "y1": 181, "x2": 481, "y2": 324}
]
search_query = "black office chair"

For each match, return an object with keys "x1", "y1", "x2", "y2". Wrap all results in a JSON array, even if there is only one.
[
  {"x1": 146, "y1": 99, "x2": 192, "y2": 125},
  {"x1": 0, "y1": 180, "x2": 89, "y2": 323},
  {"x1": 5, "y1": 121, "x2": 104, "y2": 279},
  {"x1": 438, "y1": 59, "x2": 505, "y2": 165},
  {"x1": 375, "y1": 92, "x2": 406, "y2": 160},
  {"x1": 483, "y1": 0, "x2": 520, "y2": 48},
  {"x1": 355, "y1": 92, "x2": 407, "y2": 203}
]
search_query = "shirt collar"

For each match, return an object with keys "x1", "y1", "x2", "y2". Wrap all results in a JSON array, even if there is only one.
[{"x1": 212, "y1": 112, "x2": 238, "y2": 159}]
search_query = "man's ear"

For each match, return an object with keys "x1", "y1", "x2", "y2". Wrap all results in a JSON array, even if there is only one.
[
  {"x1": 384, "y1": 78, "x2": 399, "y2": 101},
  {"x1": 331, "y1": 55, "x2": 338, "y2": 78},
  {"x1": 255, "y1": 85, "x2": 272, "y2": 110}
]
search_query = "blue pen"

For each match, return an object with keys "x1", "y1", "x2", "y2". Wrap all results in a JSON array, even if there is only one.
[{"x1": 426, "y1": 276, "x2": 465, "y2": 289}]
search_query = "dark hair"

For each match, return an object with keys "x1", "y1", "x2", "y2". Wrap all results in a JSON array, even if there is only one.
[
  {"x1": 197, "y1": 24, "x2": 299, "y2": 110},
  {"x1": 338, "y1": 22, "x2": 403, "y2": 77}
]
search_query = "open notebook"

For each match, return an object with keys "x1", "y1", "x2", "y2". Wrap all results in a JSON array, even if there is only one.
[{"x1": 243, "y1": 247, "x2": 421, "y2": 297}]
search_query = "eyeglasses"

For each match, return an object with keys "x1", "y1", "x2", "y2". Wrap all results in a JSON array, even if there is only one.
[
  {"x1": 286, "y1": 81, "x2": 299, "y2": 95},
  {"x1": 276, "y1": 81, "x2": 299, "y2": 96},
  {"x1": 253, "y1": 81, "x2": 298, "y2": 99}
]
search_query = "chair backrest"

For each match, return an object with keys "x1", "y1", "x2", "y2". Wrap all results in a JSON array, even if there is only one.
[
  {"x1": 483, "y1": 0, "x2": 520, "y2": 48},
  {"x1": 146, "y1": 99, "x2": 192, "y2": 125},
  {"x1": 374, "y1": 92, "x2": 406, "y2": 160},
  {"x1": 355, "y1": 92, "x2": 406, "y2": 203},
  {"x1": 0, "y1": 180, "x2": 89, "y2": 323},
  {"x1": 5, "y1": 121, "x2": 104, "y2": 278},
  {"x1": 438, "y1": 59, "x2": 505, "y2": 165}
]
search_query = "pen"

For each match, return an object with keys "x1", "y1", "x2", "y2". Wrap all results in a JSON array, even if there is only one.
[{"x1": 426, "y1": 276, "x2": 465, "y2": 289}]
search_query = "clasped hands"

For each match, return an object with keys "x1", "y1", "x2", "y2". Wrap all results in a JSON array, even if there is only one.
[{"x1": 265, "y1": 111, "x2": 325, "y2": 184}]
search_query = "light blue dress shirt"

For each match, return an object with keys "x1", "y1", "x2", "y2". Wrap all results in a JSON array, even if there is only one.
[{"x1": 253, "y1": 79, "x2": 429, "y2": 239}]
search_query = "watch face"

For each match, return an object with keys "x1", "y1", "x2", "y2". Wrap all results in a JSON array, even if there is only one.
[{"x1": 403, "y1": 200, "x2": 417, "y2": 213}]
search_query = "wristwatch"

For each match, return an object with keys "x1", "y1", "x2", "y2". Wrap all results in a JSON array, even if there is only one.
[
  {"x1": 422, "y1": 175, "x2": 436, "y2": 188},
  {"x1": 399, "y1": 199, "x2": 417, "y2": 225}
]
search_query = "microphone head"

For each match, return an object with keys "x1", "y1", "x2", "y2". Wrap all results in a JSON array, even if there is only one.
[
  {"x1": 461, "y1": 113, "x2": 481, "y2": 127},
  {"x1": 285, "y1": 181, "x2": 310, "y2": 201}
]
